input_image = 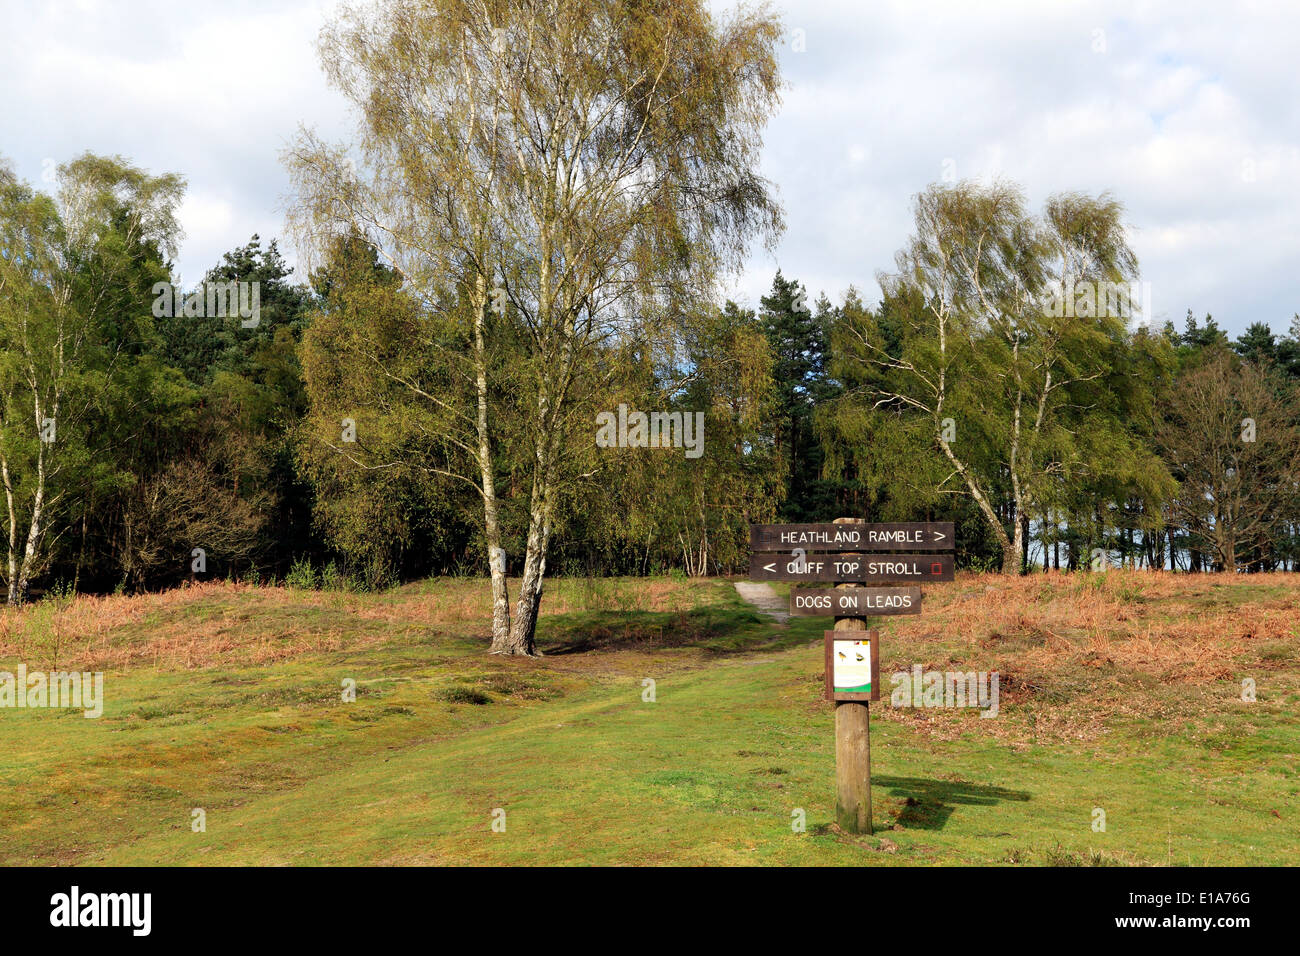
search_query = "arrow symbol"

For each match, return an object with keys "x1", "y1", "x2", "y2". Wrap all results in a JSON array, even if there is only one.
[
  {"x1": 933, "y1": 531, "x2": 946, "y2": 541},
  {"x1": 763, "y1": 562, "x2": 777, "y2": 573}
]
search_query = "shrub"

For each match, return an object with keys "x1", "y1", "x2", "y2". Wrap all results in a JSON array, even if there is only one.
[
  {"x1": 319, "y1": 561, "x2": 351, "y2": 592},
  {"x1": 285, "y1": 558, "x2": 319, "y2": 590},
  {"x1": 436, "y1": 686, "x2": 492, "y2": 706}
]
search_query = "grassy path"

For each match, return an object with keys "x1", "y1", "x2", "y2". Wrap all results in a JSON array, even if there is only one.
[{"x1": 733, "y1": 581, "x2": 790, "y2": 622}]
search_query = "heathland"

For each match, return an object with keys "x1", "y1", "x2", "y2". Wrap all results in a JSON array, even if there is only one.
[{"x1": 2, "y1": 571, "x2": 1295, "y2": 865}]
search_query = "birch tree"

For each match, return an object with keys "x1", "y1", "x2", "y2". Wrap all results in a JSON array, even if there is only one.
[
  {"x1": 835, "y1": 182, "x2": 1151, "y2": 573},
  {"x1": 285, "y1": 0, "x2": 783, "y2": 653},
  {"x1": 0, "y1": 155, "x2": 182, "y2": 602}
]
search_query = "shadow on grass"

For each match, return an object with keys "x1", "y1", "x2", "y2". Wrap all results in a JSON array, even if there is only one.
[
  {"x1": 874, "y1": 775, "x2": 1031, "y2": 831},
  {"x1": 538, "y1": 607, "x2": 812, "y2": 656}
]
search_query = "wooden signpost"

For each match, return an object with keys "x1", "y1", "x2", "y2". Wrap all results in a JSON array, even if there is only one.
[
  {"x1": 791, "y1": 586, "x2": 921, "y2": 616},
  {"x1": 750, "y1": 522, "x2": 953, "y2": 552},
  {"x1": 748, "y1": 518, "x2": 955, "y2": 835},
  {"x1": 748, "y1": 552, "x2": 954, "y2": 583}
]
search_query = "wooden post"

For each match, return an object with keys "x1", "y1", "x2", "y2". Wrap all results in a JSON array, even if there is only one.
[{"x1": 832, "y1": 517, "x2": 872, "y2": 835}]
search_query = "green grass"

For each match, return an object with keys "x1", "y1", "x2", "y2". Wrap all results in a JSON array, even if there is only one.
[{"x1": 1, "y1": 573, "x2": 1295, "y2": 865}]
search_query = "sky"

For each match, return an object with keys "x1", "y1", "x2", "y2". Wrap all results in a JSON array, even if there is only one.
[{"x1": 1, "y1": 0, "x2": 1297, "y2": 338}]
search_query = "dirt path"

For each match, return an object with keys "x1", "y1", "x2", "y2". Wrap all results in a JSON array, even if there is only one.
[{"x1": 733, "y1": 581, "x2": 789, "y2": 623}]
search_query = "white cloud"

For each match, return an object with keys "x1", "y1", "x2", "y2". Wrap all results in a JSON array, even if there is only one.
[
  {"x1": 1, "y1": 0, "x2": 1296, "y2": 334},
  {"x1": 726, "y1": 0, "x2": 1300, "y2": 333}
]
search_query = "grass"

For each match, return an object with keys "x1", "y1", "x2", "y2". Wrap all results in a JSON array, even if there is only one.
[{"x1": 0, "y1": 570, "x2": 1296, "y2": 865}]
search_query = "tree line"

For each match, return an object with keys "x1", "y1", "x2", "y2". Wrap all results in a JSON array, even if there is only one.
[
  {"x1": 3, "y1": 158, "x2": 1295, "y2": 606},
  {"x1": 2, "y1": 2, "x2": 1296, "y2": 654}
]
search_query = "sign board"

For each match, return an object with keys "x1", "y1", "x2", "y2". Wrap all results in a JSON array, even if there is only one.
[
  {"x1": 750, "y1": 522, "x2": 953, "y2": 552},
  {"x1": 748, "y1": 552, "x2": 954, "y2": 583},
  {"x1": 744, "y1": 518, "x2": 954, "y2": 836},
  {"x1": 825, "y1": 630, "x2": 880, "y2": 701},
  {"x1": 790, "y1": 586, "x2": 920, "y2": 616}
]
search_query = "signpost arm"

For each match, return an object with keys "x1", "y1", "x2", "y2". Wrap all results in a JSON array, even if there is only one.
[{"x1": 833, "y1": 518, "x2": 873, "y2": 835}]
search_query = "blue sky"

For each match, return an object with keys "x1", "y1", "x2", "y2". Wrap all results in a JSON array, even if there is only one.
[{"x1": 2, "y1": 0, "x2": 1296, "y2": 338}]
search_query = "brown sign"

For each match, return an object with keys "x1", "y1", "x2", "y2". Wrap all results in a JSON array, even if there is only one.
[
  {"x1": 790, "y1": 586, "x2": 921, "y2": 616},
  {"x1": 825, "y1": 630, "x2": 880, "y2": 701},
  {"x1": 750, "y1": 522, "x2": 953, "y2": 552},
  {"x1": 748, "y1": 552, "x2": 954, "y2": 583}
]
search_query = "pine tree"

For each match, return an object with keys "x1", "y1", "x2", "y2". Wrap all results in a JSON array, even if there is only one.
[{"x1": 758, "y1": 271, "x2": 830, "y2": 519}]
